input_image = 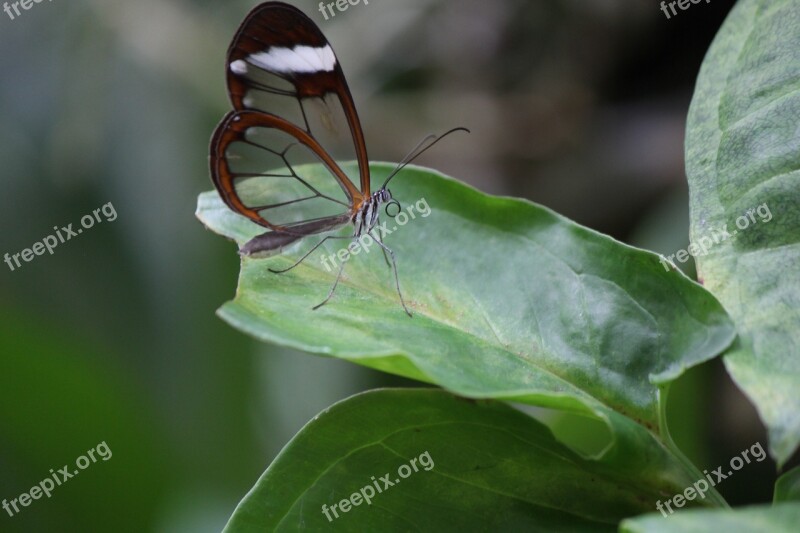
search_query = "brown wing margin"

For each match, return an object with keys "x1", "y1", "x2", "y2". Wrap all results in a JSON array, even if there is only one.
[
  {"x1": 226, "y1": 2, "x2": 371, "y2": 195},
  {"x1": 210, "y1": 110, "x2": 363, "y2": 231}
]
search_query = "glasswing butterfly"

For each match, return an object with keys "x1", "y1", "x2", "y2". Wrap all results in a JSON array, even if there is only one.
[{"x1": 209, "y1": 1, "x2": 466, "y2": 316}]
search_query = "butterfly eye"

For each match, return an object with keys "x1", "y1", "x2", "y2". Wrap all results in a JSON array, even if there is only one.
[{"x1": 385, "y1": 199, "x2": 401, "y2": 218}]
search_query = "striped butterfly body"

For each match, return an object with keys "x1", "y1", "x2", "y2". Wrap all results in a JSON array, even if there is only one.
[{"x1": 209, "y1": 2, "x2": 465, "y2": 315}]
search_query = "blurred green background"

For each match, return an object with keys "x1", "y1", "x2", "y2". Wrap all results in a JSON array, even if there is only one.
[{"x1": 0, "y1": 1, "x2": 788, "y2": 531}]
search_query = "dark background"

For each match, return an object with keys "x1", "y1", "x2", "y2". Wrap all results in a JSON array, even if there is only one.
[{"x1": 0, "y1": 1, "x2": 783, "y2": 531}]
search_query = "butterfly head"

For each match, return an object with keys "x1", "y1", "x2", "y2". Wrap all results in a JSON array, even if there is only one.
[{"x1": 376, "y1": 188, "x2": 401, "y2": 217}]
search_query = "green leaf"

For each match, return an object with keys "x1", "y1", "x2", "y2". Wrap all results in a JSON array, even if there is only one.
[
  {"x1": 775, "y1": 466, "x2": 800, "y2": 503},
  {"x1": 620, "y1": 502, "x2": 800, "y2": 533},
  {"x1": 223, "y1": 389, "x2": 704, "y2": 532},
  {"x1": 197, "y1": 163, "x2": 734, "y2": 496},
  {"x1": 685, "y1": 0, "x2": 800, "y2": 466}
]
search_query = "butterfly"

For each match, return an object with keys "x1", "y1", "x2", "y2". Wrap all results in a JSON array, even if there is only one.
[{"x1": 209, "y1": 1, "x2": 466, "y2": 316}]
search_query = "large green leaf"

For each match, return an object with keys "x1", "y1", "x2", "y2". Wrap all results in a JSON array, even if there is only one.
[
  {"x1": 224, "y1": 389, "x2": 706, "y2": 532},
  {"x1": 620, "y1": 502, "x2": 800, "y2": 533},
  {"x1": 197, "y1": 163, "x2": 734, "y2": 492},
  {"x1": 685, "y1": 0, "x2": 800, "y2": 466}
]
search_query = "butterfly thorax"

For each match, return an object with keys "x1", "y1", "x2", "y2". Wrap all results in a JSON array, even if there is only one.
[{"x1": 352, "y1": 189, "x2": 392, "y2": 237}]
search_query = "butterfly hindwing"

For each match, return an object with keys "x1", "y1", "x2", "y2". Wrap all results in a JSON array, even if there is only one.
[{"x1": 210, "y1": 110, "x2": 358, "y2": 232}]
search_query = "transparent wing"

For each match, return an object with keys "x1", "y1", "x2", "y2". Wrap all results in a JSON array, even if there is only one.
[
  {"x1": 225, "y1": 2, "x2": 370, "y2": 194},
  {"x1": 210, "y1": 110, "x2": 359, "y2": 232}
]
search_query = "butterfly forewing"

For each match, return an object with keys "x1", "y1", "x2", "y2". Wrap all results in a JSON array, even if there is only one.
[{"x1": 223, "y1": 2, "x2": 370, "y2": 194}]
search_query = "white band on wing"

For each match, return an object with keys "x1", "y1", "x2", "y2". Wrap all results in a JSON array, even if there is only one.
[{"x1": 234, "y1": 45, "x2": 337, "y2": 75}]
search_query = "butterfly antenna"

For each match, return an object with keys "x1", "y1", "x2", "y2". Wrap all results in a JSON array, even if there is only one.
[{"x1": 381, "y1": 127, "x2": 470, "y2": 189}]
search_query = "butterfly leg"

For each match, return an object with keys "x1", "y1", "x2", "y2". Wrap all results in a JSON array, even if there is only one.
[
  {"x1": 312, "y1": 253, "x2": 349, "y2": 310},
  {"x1": 269, "y1": 234, "x2": 352, "y2": 274},
  {"x1": 369, "y1": 231, "x2": 412, "y2": 317},
  {"x1": 374, "y1": 217, "x2": 391, "y2": 268}
]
